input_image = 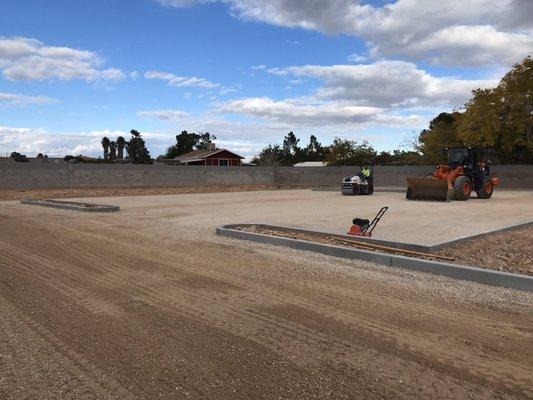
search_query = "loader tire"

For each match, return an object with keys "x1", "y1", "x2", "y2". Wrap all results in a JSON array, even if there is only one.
[
  {"x1": 476, "y1": 179, "x2": 493, "y2": 199},
  {"x1": 453, "y1": 175, "x2": 471, "y2": 201},
  {"x1": 406, "y1": 187, "x2": 413, "y2": 200}
]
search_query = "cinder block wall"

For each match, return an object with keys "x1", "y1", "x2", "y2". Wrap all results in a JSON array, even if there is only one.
[{"x1": 0, "y1": 162, "x2": 531, "y2": 190}]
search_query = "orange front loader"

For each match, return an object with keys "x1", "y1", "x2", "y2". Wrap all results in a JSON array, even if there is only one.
[{"x1": 406, "y1": 147, "x2": 500, "y2": 202}]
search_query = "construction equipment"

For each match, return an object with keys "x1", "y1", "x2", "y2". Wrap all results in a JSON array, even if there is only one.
[
  {"x1": 347, "y1": 206, "x2": 388, "y2": 237},
  {"x1": 406, "y1": 147, "x2": 500, "y2": 202},
  {"x1": 341, "y1": 165, "x2": 374, "y2": 195}
]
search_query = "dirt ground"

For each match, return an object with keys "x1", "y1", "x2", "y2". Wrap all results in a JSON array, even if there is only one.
[
  {"x1": 0, "y1": 191, "x2": 532, "y2": 399},
  {"x1": 439, "y1": 226, "x2": 533, "y2": 276},
  {"x1": 0, "y1": 185, "x2": 290, "y2": 201}
]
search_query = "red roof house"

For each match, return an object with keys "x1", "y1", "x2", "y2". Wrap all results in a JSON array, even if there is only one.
[{"x1": 175, "y1": 144, "x2": 244, "y2": 166}]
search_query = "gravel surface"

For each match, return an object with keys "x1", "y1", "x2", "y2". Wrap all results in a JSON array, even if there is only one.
[
  {"x1": 0, "y1": 200, "x2": 532, "y2": 399},
  {"x1": 439, "y1": 225, "x2": 533, "y2": 276}
]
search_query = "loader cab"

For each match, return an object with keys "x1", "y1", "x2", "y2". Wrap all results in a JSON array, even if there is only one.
[{"x1": 447, "y1": 147, "x2": 482, "y2": 170}]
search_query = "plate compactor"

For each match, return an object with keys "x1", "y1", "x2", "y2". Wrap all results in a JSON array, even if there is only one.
[
  {"x1": 347, "y1": 206, "x2": 388, "y2": 237},
  {"x1": 406, "y1": 147, "x2": 500, "y2": 202}
]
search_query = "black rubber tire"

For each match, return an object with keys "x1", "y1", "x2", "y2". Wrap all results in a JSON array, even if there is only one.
[
  {"x1": 453, "y1": 175, "x2": 472, "y2": 201},
  {"x1": 406, "y1": 187, "x2": 413, "y2": 200},
  {"x1": 476, "y1": 179, "x2": 494, "y2": 199}
]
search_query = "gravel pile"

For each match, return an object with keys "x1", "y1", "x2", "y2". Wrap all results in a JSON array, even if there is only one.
[{"x1": 438, "y1": 225, "x2": 533, "y2": 276}]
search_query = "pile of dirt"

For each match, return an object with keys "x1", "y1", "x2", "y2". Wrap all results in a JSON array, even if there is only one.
[
  {"x1": 0, "y1": 185, "x2": 304, "y2": 201},
  {"x1": 438, "y1": 225, "x2": 533, "y2": 276}
]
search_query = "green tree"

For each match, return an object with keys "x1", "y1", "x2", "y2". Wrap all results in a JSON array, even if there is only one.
[
  {"x1": 416, "y1": 112, "x2": 463, "y2": 164},
  {"x1": 109, "y1": 140, "x2": 117, "y2": 160},
  {"x1": 280, "y1": 131, "x2": 302, "y2": 165},
  {"x1": 252, "y1": 144, "x2": 285, "y2": 166},
  {"x1": 458, "y1": 56, "x2": 532, "y2": 163},
  {"x1": 164, "y1": 131, "x2": 217, "y2": 158},
  {"x1": 304, "y1": 135, "x2": 328, "y2": 161},
  {"x1": 391, "y1": 150, "x2": 425, "y2": 165},
  {"x1": 325, "y1": 138, "x2": 376, "y2": 166},
  {"x1": 374, "y1": 151, "x2": 395, "y2": 165},
  {"x1": 116, "y1": 136, "x2": 126, "y2": 159},
  {"x1": 127, "y1": 130, "x2": 152, "y2": 164},
  {"x1": 196, "y1": 132, "x2": 217, "y2": 150},
  {"x1": 101, "y1": 137, "x2": 110, "y2": 160}
]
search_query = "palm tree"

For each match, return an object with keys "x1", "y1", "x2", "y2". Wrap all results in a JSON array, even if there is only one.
[
  {"x1": 101, "y1": 137, "x2": 110, "y2": 160},
  {"x1": 109, "y1": 141, "x2": 117, "y2": 160},
  {"x1": 116, "y1": 136, "x2": 126, "y2": 159}
]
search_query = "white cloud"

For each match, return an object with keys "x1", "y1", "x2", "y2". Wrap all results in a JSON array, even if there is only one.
[
  {"x1": 145, "y1": 70, "x2": 219, "y2": 89},
  {"x1": 0, "y1": 37, "x2": 126, "y2": 82},
  {"x1": 0, "y1": 92, "x2": 59, "y2": 107},
  {"x1": 271, "y1": 61, "x2": 497, "y2": 108},
  {"x1": 138, "y1": 109, "x2": 189, "y2": 120},
  {"x1": 347, "y1": 54, "x2": 367, "y2": 63},
  {"x1": 217, "y1": 97, "x2": 383, "y2": 125},
  {"x1": 156, "y1": 0, "x2": 533, "y2": 67},
  {"x1": 0, "y1": 127, "x2": 169, "y2": 158}
]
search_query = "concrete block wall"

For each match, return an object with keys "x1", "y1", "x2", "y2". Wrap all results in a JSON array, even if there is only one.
[{"x1": 0, "y1": 162, "x2": 531, "y2": 190}]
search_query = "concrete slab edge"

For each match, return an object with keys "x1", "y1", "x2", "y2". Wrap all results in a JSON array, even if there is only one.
[
  {"x1": 224, "y1": 223, "x2": 432, "y2": 253},
  {"x1": 20, "y1": 199, "x2": 119, "y2": 213},
  {"x1": 216, "y1": 225, "x2": 533, "y2": 292}
]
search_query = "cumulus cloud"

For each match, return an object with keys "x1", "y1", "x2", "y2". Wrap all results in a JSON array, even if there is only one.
[
  {"x1": 0, "y1": 127, "x2": 169, "y2": 158},
  {"x1": 212, "y1": 60, "x2": 493, "y2": 130},
  {"x1": 218, "y1": 96, "x2": 427, "y2": 128},
  {"x1": 0, "y1": 37, "x2": 126, "y2": 82},
  {"x1": 270, "y1": 61, "x2": 497, "y2": 107},
  {"x1": 217, "y1": 97, "x2": 383, "y2": 125},
  {"x1": 156, "y1": 0, "x2": 532, "y2": 67},
  {"x1": 138, "y1": 109, "x2": 189, "y2": 120},
  {"x1": 145, "y1": 70, "x2": 219, "y2": 89},
  {"x1": 0, "y1": 92, "x2": 59, "y2": 107}
]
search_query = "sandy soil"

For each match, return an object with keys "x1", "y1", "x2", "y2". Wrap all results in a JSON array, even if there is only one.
[
  {"x1": 0, "y1": 185, "x2": 292, "y2": 201},
  {"x1": 0, "y1": 200, "x2": 532, "y2": 399},
  {"x1": 439, "y1": 226, "x2": 533, "y2": 276}
]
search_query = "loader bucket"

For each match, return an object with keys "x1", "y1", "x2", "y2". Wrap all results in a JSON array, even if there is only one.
[{"x1": 406, "y1": 178, "x2": 451, "y2": 202}]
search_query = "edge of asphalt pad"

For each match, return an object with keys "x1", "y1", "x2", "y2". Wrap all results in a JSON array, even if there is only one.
[
  {"x1": 216, "y1": 224, "x2": 533, "y2": 293},
  {"x1": 20, "y1": 198, "x2": 119, "y2": 213}
]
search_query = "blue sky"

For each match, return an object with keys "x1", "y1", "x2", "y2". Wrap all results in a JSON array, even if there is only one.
[{"x1": 0, "y1": 0, "x2": 531, "y2": 159}]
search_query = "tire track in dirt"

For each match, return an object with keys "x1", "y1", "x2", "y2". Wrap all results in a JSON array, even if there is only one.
[
  {"x1": 0, "y1": 294, "x2": 137, "y2": 400},
  {"x1": 3, "y1": 233, "x2": 530, "y2": 399},
  {"x1": 0, "y1": 243, "x2": 367, "y2": 399},
  {"x1": 1, "y1": 214, "x2": 532, "y2": 399}
]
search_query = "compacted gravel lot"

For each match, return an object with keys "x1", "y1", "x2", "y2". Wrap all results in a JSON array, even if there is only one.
[{"x1": 0, "y1": 189, "x2": 532, "y2": 399}]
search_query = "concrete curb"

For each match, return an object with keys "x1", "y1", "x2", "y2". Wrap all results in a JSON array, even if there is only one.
[
  {"x1": 234, "y1": 220, "x2": 533, "y2": 254},
  {"x1": 21, "y1": 198, "x2": 119, "y2": 213},
  {"x1": 226, "y1": 223, "x2": 431, "y2": 253},
  {"x1": 216, "y1": 225, "x2": 533, "y2": 292}
]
